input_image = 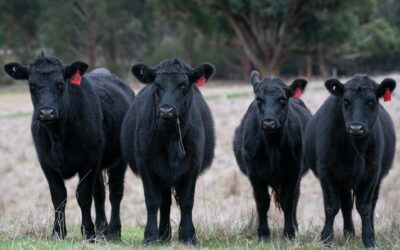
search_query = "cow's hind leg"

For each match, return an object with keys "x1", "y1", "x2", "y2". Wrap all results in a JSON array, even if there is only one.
[
  {"x1": 176, "y1": 175, "x2": 198, "y2": 245},
  {"x1": 93, "y1": 172, "x2": 108, "y2": 238},
  {"x1": 107, "y1": 159, "x2": 127, "y2": 240},
  {"x1": 340, "y1": 189, "x2": 355, "y2": 238},
  {"x1": 250, "y1": 175, "x2": 270, "y2": 241},
  {"x1": 159, "y1": 188, "x2": 172, "y2": 242}
]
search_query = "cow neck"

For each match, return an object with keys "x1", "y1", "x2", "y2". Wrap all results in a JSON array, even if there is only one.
[
  {"x1": 157, "y1": 115, "x2": 188, "y2": 158},
  {"x1": 261, "y1": 129, "x2": 284, "y2": 149}
]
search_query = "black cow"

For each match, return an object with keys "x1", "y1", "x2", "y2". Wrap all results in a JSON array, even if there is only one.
[
  {"x1": 233, "y1": 71, "x2": 312, "y2": 240},
  {"x1": 303, "y1": 75, "x2": 396, "y2": 248},
  {"x1": 4, "y1": 54, "x2": 135, "y2": 241},
  {"x1": 121, "y1": 58, "x2": 215, "y2": 245}
]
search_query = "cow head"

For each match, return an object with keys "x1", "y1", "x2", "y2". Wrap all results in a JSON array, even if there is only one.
[
  {"x1": 325, "y1": 74, "x2": 396, "y2": 138},
  {"x1": 250, "y1": 70, "x2": 307, "y2": 133},
  {"x1": 4, "y1": 54, "x2": 88, "y2": 124},
  {"x1": 131, "y1": 59, "x2": 214, "y2": 121}
]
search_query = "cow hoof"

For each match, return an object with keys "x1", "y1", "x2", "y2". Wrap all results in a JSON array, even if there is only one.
[
  {"x1": 95, "y1": 223, "x2": 108, "y2": 239},
  {"x1": 284, "y1": 227, "x2": 296, "y2": 240},
  {"x1": 107, "y1": 224, "x2": 121, "y2": 241},
  {"x1": 343, "y1": 229, "x2": 355, "y2": 239},
  {"x1": 159, "y1": 228, "x2": 171, "y2": 242},
  {"x1": 142, "y1": 234, "x2": 158, "y2": 245},
  {"x1": 259, "y1": 235, "x2": 270, "y2": 242},
  {"x1": 180, "y1": 236, "x2": 198, "y2": 245}
]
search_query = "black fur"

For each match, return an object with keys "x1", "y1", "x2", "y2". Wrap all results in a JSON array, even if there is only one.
[
  {"x1": 4, "y1": 55, "x2": 135, "y2": 241},
  {"x1": 121, "y1": 58, "x2": 215, "y2": 245},
  {"x1": 303, "y1": 74, "x2": 396, "y2": 248},
  {"x1": 233, "y1": 72, "x2": 312, "y2": 240}
]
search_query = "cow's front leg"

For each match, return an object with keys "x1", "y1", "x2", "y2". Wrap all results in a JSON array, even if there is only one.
[
  {"x1": 176, "y1": 173, "x2": 198, "y2": 245},
  {"x1": 76, "y1": 170, "x2": 95, "y2": 242},
  {"x1": 43, "y1": 166, "x2": 68, "y2": 239},
  {"x1": 356, "y1": 177, "x2": 379, "y2": 248},
  {"x1": 320, "y1": 174, "x2": 341, "y2": 246},
  {"x1": 142, "y1": 170, "x2": 162, "y2": 245}
]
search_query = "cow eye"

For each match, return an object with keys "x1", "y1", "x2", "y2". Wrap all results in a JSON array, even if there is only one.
[
  {"x1": 367, "y1": 100, "x2": 375, "y2": 108},
  {"x1": 57, "y1": 83, "x2": 64, "y2": 91},
  {"x1": 256, "y1": 97, "x2": 263, "y2": 103},
  {"x1": 279, "y1": 97, "x2": 286, "y2": 106},
  {"x1": 343, "y1": 99, "x2": 351, "y2": 108},
  {"x1": 179, "y1": 84, "x2": 188, "y2": 92},
  {"x1": 29, "y1": 84, "x2": 37, "y2": 91}
]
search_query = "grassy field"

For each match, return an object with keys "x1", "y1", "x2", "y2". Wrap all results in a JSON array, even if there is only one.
[{"x1": 0, "y1": 76, "x2": 400, "y2": 249}]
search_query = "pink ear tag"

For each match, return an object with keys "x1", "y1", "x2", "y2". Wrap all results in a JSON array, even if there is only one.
[
  {"x1": 196, "y1": 75, "x2": 206, "y2": 87},
  {"x1": 70, "y1": 70, "x2": 81, "y2": 85},
  {"x1": 383, "y1": 88, "x2": 391, "y2": 102},
  {"x1": 293, "y1": 87, "x2": 302, "y2": 98}
]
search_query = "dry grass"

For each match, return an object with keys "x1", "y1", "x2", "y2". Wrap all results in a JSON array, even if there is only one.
[{"x1": 0, "y1": 75, "x2": 400, "y2": 249}]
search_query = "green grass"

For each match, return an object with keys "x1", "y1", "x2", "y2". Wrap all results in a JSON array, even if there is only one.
[
  {"x1": 0, "y1": 225, "x2": 398, "y2": 250},
  {"x1": 0, "y1": 111, "x2": 32, "y2": 120}
]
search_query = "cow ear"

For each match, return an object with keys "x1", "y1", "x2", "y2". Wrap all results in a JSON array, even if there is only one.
[
  {"x1": 4, "y1": 63, "x2": 30, "y2": 80},
  {"x1": 325, "y1": 78, "x2": 344, "y2": 96},
  {"x1": 190, "y1": 63, "x2": 215, "y2": 84},
  {"x1": 65, "y1": 61, "x2": 88, "y2": 79},
  {"x1": 289, "y1": 78, "x2": 307, "y2": 98},
  {"x1": 131, "y1": 63, "x2": 155, "y2": 84},
  {"x1": 376, "y1": 78, "x2": 396, "y2": 99},
  {"x1": 250, "y1": 70, "x2": 261, "y2": 92}
]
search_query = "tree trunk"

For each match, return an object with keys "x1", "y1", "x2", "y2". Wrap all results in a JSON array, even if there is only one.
[
  {"x1": 306, "y1": 54, "x2": 313, "y2": 79},
  {"x1": 239, "y1": 53, "x2": 252, "y2": 80},
  {"x1": 318, "y1": 44, "x2": 328, "y2": 77}
]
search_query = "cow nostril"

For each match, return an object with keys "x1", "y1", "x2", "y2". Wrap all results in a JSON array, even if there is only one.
[
  {"x1": 159, "y1": 106, "x2": 175, "y2": 118},
  {"x1": 38, "y1": 108, "x2": 56, "y2": 120},
  {"x1": 348, "y1": 124, "x2": 365, "y2": 134},
  {"x1": 261, "y1": 119, "x2": 277, "y2": 130}
]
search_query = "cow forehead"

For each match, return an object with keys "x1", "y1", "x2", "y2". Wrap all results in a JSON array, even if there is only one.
[
  {"x1": 29, "y1": 70, "x2": 64, "y2": 84},
  {"x1": 345, "y1": 76, "x2": 377, "y2": 91},
  {"x1": 257, "y1": 80, "x2": 287, "y2": 96},
  {"x1": 155, "y1": 72, "x2": 188, "y2": 85}
]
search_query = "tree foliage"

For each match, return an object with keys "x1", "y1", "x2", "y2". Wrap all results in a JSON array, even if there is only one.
[{"x1": 0, "y1": 0, "x2": 399, "y2": 84}]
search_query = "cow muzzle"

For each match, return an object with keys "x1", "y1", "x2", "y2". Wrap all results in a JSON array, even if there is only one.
[
  {"x1": 159, "y1": 105, "x2": 176, "y2": 120},
  {"x1": 37, "y1": 108, "x2": 57, "y2": 122},
  {"x1": 347, "y1": 123, "x2": 366, "y2": 137},
  {"x1": 261, "y1": 118, "x2": 280, "y2": 132}
]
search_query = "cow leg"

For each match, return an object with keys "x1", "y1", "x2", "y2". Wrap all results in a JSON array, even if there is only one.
[
  {"x1": 93, "y1": 172, "x2": 108, "y2": 237},
  {"x1": 159, "y1": 188, "x2": 172, "y2": 242},
  {"x1": 320, "y1": 176, "x2": 341, "y2": 246},
  {"x1": 370, "y1": 182, "x2": 380, "y2": 234},
  {"x1": 142, "y1": 171, "x2": 161, "y2": 245},
  {"x1": 43, "y1": 167, "x2": 67, "y2": 239},
  {"x1": 107, "y1": 159, "x2": 127, "y2": 240},
  {"x1": 340, "y1": 189, "x2": 355, "y2": 237},
  {"x1": 249, "y1": 175, "x2": 270, "y2": 241},
  {"x1": 76, "y1": 170, "x2": 96, "y2": 241},
  {"x1": 176, "y1": 175, "x2": 198, "y2": 245},
  {"x1": 356, "y1": 178, "x2": 378, "y2": 248},
  {"x1": 293, "y1": 181, "x2": 300, "y2": 230},
  {"x1": 279, "y1": 176, "x2": 298, "y2": 239}
]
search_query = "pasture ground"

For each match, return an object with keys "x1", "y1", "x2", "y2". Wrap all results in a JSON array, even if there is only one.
[{"x1": 0, "y1": 76, "x2": 399, "y2": 249}]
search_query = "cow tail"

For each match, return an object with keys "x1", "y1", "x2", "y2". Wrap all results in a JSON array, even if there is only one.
[{"x1": 271, "y1": 187, "x2": 282, "y2": 212}]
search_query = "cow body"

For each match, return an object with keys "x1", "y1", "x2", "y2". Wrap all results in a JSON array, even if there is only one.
[
  {"x1": 121, "y1": 58, "x2": 215, "y2": 244},
  {"x1": 233, "y1": 72, "x2": 311, "y2": 240},
  {"x1": 4, "y1": 56, "x2": 135, "y2": 241},
  {"x1": 303, "y1": 75, "x2": 396, "y2": 248}
]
